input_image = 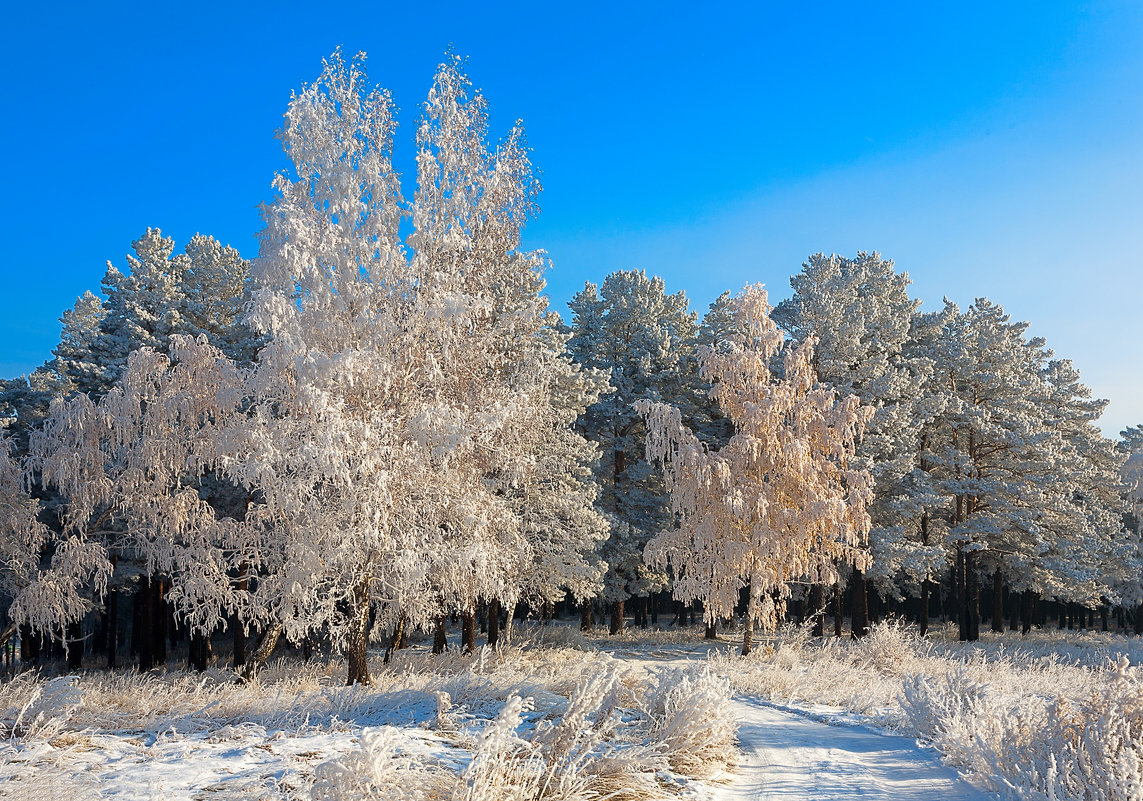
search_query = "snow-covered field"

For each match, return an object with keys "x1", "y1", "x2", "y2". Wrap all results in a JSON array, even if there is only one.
[{"x1": 2, "y1": 622, "x2": 1141, "y2": 800}]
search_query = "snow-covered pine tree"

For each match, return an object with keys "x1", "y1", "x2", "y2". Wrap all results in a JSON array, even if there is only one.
[
  {"x1": 639, "y1": 284, "x2": 875, "y2": 655},
  {"x1": 772, "y1": 252, "x2": 928, "y2": 636},
  {"x1": 88, "y1": 229, "x2": 188, "y2": 391},
  {"x1": 921, "y1": 298, "x2": 1127, "y2": 640},
  {"x1": 567, "y1": 270, "x2": 699, "y2": 633},
  {"x1": 511, "y1": 319, "x2": 610, "y2": 624}
]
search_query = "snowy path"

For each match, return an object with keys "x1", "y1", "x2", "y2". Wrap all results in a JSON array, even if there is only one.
[{"x1": 714, "y1": 697, "x2": 995, "y2": 801}]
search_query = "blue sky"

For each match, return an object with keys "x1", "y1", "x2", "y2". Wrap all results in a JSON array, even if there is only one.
[{"x1": 1, "y1": 2, "x2": 1140, "y2": 435}]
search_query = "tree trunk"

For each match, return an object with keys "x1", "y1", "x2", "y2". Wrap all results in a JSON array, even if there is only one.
[
  {"x1": 809, "y1": 583, "x2": 825, "y2": 638},
  {"x1": 383, "y1": 613, "x2": 407, "y2": 663},
  {"x1": 66, "y1": 620, "x2": 83, "y2": 671},
  {"x1": 487, "y1": 599, "x2": 501, "y2": 649},
  {"x1": 742, "y1": 579, "x2": 758, "y2": 656},
  {"x1": 851, "y1": 569, "x2": 869, "y2": 638},
  {"x1": 503, "y1": 601, "x2": 516, "y2": 646},
  {"x1": 1135, "y1": 603, "x2": 1143, "y2": 636},
  {"x1": 965, "y1": 550, "x2": 980, "y2": 641},
  {"x1": 704, "y1": 618, "x2": 718, "y2": 639},
  {"x1": 461, "y1": 609, "x2": 476, "y2": 654},
  {"x1": 991, "y1": 569, "x2": 1004, "y2": 634},
  {"x1": 833, "y1": 582, "x2": 843, "y2": 637},
  {"x1": 232, "y1": 561, "x2": 249, "y2": 670},
  {"x1": 105, "y1": 587, "x2": 119, "y2": 669},
  {"x1": 189, "y1": 631, "x2": 210, "y2": 672},
  {"x1": 609, "y1": 600, "x2": 624, "y2": 635},
  {"x1": 919, "y1": 580, "x2": 932, "y2": 637},
  {"x1": 432, "y1": 615, "x2": 447, "y2": 654},
  {"x1": 137, "y1": 577, "x2": 154, "y2": 671},
  {"x1": 231, "y1": 616, "x2": 247, "y2": 670},
  {"x1": 1100, "y1": 604, "x2": 1109, "y2": 632},
  {"x1": 240, "y1": 621, "x2": 283, "y2": 682},
  {"x1": 580, "y1": 601, "x2": 593, "y2": 633},
  {"x1": 345, "y1": 581, "x2": 372, "y2": 685},
  {"x1": 152, "y1": 578, "x2": 167, "y2": 667}
]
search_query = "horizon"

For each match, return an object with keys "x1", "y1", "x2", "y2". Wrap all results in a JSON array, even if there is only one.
[{"x1": 2, "y1": 1, "x2": 1139, "y2": 436}]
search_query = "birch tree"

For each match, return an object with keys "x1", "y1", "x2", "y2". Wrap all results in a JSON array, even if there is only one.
[
  {"x1": 242, "y1": 51, "x2": 557, "y2": 681},
  {"x1": 639, "y1": 285, "x2": 874, "y2": 655},
  {"x1": 29, "y1": 336, "x2": 251, "y2": 669},
  {"x1": 773, "y1": 251, "x2": 928, "y2": 635}
]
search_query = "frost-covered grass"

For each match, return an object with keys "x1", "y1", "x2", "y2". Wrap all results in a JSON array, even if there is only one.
[
  {"x1": 0, "y1": 637, "x2": 736, "y2": 800},
  {"x1": 711, "y1": 620, "x2": 1143, "y2": 800}
]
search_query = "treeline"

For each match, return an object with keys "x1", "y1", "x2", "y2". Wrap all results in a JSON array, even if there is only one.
[{"x1": 1, "y1": 52, "x2": 1141, "y2": 682}]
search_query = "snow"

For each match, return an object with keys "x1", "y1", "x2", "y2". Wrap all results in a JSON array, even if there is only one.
[{"x1": 715, "y1": 697, "x2": 992, "y2": 801}]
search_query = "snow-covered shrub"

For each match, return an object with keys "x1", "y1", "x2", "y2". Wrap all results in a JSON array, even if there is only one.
[
  {"x1": 0, "y1": 675, "x2": 84, "y2": 740},
  {"x1": 529, "y1": 668, "x2": 663, "y2": 800},
  {"x1": 639, "y1": 667, "x2": 736, "y2": 778},
  {"x1": 311, "y1": 726, "x2": 458, "y2": 801},
  {"x1": 461, "y1": 695, "x2": 543, "y2": 801},
  {"x1": 901, "y1": 655, "x2": 1143, "y2": 801}
]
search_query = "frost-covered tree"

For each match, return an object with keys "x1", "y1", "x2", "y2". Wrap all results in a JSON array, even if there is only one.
[
  {"x1": 242, "y1": 51, "x2": 559, "y2": 682},
  {"x1": 87, "y1": 229, "x2": 188, "y2": 390},
  {"x1": 921, "y1": 298, "x2": 1127, "y2": 640},
  {"x1": 639, "y1": 285, "x2": 874, "y2": 655},
  {"x1": 567, "y1": 270, "x2": 698, "y2": 633},
  {"x1": 773, "y1": 252, "x2": 930, "y2": 636},
  {"x1": 29, "y1": 336, "x2": 251, "y2": 669},
  {"x1": 0, "y1": 437, "x2": 110, "y2": 648},
  {"x1": 512, "y1": 321, "x2": 610, "y2": 615},
  {"x1": 53, "y1": 291, "x2": 108, "y2": 397}
]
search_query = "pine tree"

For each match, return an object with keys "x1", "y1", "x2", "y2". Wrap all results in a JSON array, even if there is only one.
[
  {"x1": 567, "y1": 270, "x2": 699, "y2": 632},
  {"x1": 773, "y1": 252, "x2": 926, "y2": 635}
]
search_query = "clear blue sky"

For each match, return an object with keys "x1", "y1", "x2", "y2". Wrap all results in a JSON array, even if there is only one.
[{"x1": 2, "y1": 2, "x2": 1140, "y2": 435}]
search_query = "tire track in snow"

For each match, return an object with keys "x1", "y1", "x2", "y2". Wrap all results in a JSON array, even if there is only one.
[{"x1": 714, "y1": 697, "x2": 996, "y2": 800}]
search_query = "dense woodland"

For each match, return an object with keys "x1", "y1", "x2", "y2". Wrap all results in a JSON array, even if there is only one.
[{"x1": 2, "y1": 52, "x2": 1141, "y2": 685}]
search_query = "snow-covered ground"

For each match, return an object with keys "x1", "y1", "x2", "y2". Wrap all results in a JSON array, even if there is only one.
[
  {"x1": 717, "y1": 698, "x2": 991, "y2": 801},
  {"x1": 6, "y1": 622, "x2": 1142, "y2": 800}
]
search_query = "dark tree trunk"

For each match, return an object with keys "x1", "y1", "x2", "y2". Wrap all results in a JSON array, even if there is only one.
[
  {"x1": 189, "y1": 631, "x2": 210, "y2": 672},
  {"x1": 231, "y1": 616, "x2": 247, "y2": 670},
  {"x1": 809, "y1": 583, "x2": 825, "y2": 638},
  {"x1": 232, "y1": 561, "x2": 249, "y2": 670},
  {"x1": 152, "y1": 578, "x2": 167, "y2": 667},
  {"x1": 580, "y1": 601, "x2": 593, "y2": 633},
  {"x1": 1101, "y1": 605, "x2": 1109, "y2": 632},
  {"x1": 851, "y1": 570, "x2": 869, "y2": 638},
  {"x1": 461, "y1": 609, "x2": 476, "y2": 654},
  {"x1": 919, "y1": 580, "x2": 932, "y2": 637},
  {"x1": 487, "y1": 599, "x2": 501, "y2": 649},
  {"x1": 704, "y1": 618, "x2": 718, "y2": 639},
  {"x1": 433, "y1": 615, "x2": 448, "y2": 654},
  {"x1": 965, "y1": 551, "x2": 980, "y2": 641},
  {"x1": 833, "y1": 582, "x2": 843, "y2": 637},
  {"x1": 65, "y1": 620, "x2": 83, "y2": 671},
  {"x1": 1135, "y1": 602, "x2": 1143, "y2": 635},
  {"x1": 609, "y1": 600, "x2": 624, "y2": 635},
  {"x1": 137, "y1": 577, "x2": 155, "y2": 671},
  {"x1": 383, "y1": 613, "x2": 407, "y2": 663},
  {"x1": 345, "y1": 581, "x2": 372, "y2": 685},
  {"x1": 991, "y1": 569, "x2": 1004, "y2": 634},
  {"x1": 105, "y1": 587, "x2": 119, "y2": 669}
]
